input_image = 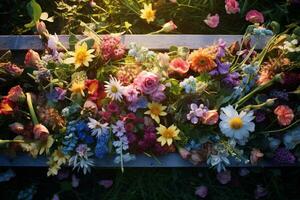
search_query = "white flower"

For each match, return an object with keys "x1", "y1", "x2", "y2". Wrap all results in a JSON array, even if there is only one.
[
  {"x1": 281, "y1": 39, "x2": 300, "y2": 52},
  {"x1": 87, "y1": 118, "x2": 109, "y2": 138},
  {"x1": 69, "y1": 144, "x2": 94, "y2": 174},
  {"x1": 104, "y1": 76, "x2": 124, "y2": 101},
  {"x1": 219, "y1": 105, "x2": 255, "y2": 143},
  {"x1": 48, "y1": 33, "x2": 59, "y2": 51}
]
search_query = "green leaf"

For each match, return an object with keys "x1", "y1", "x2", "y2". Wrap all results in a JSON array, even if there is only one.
[
  {"x1": 25, "y1": 0, "x2": 42, "y2": 28},
  {"x1": 69, "y1": 33, "x2": 78, "y2": 51}
]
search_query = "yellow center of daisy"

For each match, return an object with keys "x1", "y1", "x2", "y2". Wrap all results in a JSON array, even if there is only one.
[
  {"x1": 111, "y1": 85, "x2": 118, "y2": 93},
  {"x1": 75, "y1": 50, "x2": 88, "y2": 65},
  {"x1": 229, "y1": 117, "x2": 243, "y2": 130},
  {"x1": 150, "y1": 106, "x2": 161, "y2": 116},
  {"x1": 161, "y1": 129, "x2": 174, "y2": 138}
]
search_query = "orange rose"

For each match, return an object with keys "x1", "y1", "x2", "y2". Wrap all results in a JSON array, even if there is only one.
[
  {"x1": 274, "y1": 105, "x2": 294, "y2": 126},
  {"x1": 202, "y1": 110, "x2": 219, "y2": 125}
]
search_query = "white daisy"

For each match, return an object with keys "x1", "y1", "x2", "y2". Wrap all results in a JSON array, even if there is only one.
[
  {"x1": 104, "y1": 76, "x2": 124, "y2": 101},
  {"x1": 219, "y1": 105, "x2": 255, "y2": 142},
  {"x1": 87, "y1": 117, "x2": 109, "y2": 138}
]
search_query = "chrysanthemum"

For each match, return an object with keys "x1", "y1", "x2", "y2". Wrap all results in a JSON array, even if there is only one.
[
  {"x1": 104, "y1": 76, "x2": 124, "y2": 101},
  {"x1": 145, "y1": 102, "x2": 167, "y2": 124},
  {"x1": 65, "y1": 42, "x2": 95, "y2": 69},
  {"x1": 156, "y1": 124, "x2": 180, "y2": 146},
  {"x1": 188, "y1": 48, "x2": 217, "y2": 73},
  {"x1": 140, "y1": 3, "x2": 156, "y2": 24},
  {"x1": 219, "y1": 105, "x2": 255, "y2": 142}
]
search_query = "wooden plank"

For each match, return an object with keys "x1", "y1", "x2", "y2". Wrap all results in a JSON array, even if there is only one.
[
  {"x1": 0, "y1": 154, "x2": 299, "y2": 168},
  {"x1": 0, "y1": 35, "x2": 270, "y2": 50}
]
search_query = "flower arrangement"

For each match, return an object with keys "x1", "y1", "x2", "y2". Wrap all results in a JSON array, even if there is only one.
[{"x1": 1, "y1": 22, "x2": 300, "y2": 176}]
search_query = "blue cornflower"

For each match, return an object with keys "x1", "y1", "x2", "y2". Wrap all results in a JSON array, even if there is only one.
[
  {"x1": 95, "y1": 133, "x2": 110, "y2": 158},
  {"x1": 76, "y1": 120, "x2": 94, "y2": 144}
]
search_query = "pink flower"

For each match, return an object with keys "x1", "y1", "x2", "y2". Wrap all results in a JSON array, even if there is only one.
[
  {"x1": 195, "y1": 185, "x2": 208, "y2": 198},
  {"x1": 7, "y1": 85, "x2": 25, "y2": 103},
  {"x1": 202, "y1": 110, "x2": 219, "y2": 125},
  {"x1": 33, "y1": 124, "x2": 49, "y2": 141},
  {"x1": 178, "y1": 147, "x2": 191, "y2": 160},
  {"x1": 274, "y1": 105, "x2": 294, "y2": 126},
  {"x1": 245, "y1": 10, "x2": 264, "y2": 24},
  {"x1": 9, "y1": 122, "x2": 24, "y2": 134},
  {"x1": 169, "y1": 58, "x2": 190, "y2": 74},
  {"x1": 204, "y1": 14, "x2": 219, "y2": 28},
  {"x1": 3, "y1": 63, "x2": 24, "y2": 76},
  {"x1": 83, "y1": 100, "x2": 98, "y2": 114},
  {"x1": 99, "y1": 179, "x2": 113, "y2": 188},
  {"x1": 24, "y1": 49, "x2": 41, "y2": 67},
  {"x1": 216, "y1": 170, "x2": 231, "y2": 184},
  {"x1": 36, "y1": 21, "x2": 48, "y2": 35},
  {"x1": 107, "y1": 102, "x2": 120, "y2": 113},
  {"x1": 162, "y1": 21, "x2": 177, "y2": 33},
  {"x1": 124, "y1": 85, "x2": 139, "y2": 102},
  {"x1": 250, "y1": 148, "x2": 264, "y2": 165},
  {"x1": 134, "y1": 71, "x2": 160, "y2": 95},
  {"x1": 225, "y1": 0, "x2": 240, "y2": 14}
]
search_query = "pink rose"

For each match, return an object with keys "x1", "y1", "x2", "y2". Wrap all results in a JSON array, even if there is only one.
[
  {"x1": 36, "y1": 21, "x2": 48, "y2": 35},
  {"x1": 202, "y1": 110, "x2": 219, "y2": 125},
  {"x1": 250, "y1": 148, "x2": 264, "y2": 165},
  {"x1": 225, "y1": 0, "x2": 240, "y2": 14},
  {"x1": 33, "y1": 124, "x2": 49, "y2": 141},
  {"x1": 169, "y1": 58, "x2": 190, "y2": 74},
  {"x1": 134, "y1": 71, "x2": 160, "y2": 94},
  {"x1": 7, "y1": 85, "x2": 25, "y2": 103},
  {"x1": 245, "y1": 10, "x2": 264, "y2": 24},
  {"x1": 24, "y1": 49, "x2": 41, "y2": 67},
  {"x1": 204, "y1": 14, "x2": 219, "y2": 28},
  {"x1": 162, "y1": 21, "x2": 177, "y2": 33}
]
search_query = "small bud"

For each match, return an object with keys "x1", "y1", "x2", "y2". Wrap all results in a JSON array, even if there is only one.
[
  {"x1": 24, "y1": 49, "x2": 41, "y2": 67},
  {"x1": 33, "y1": 124, "x2": 49, "y2": 141},
  {"x1": 265, "y1": 98, "x2": 276, "y2": 107},
  {"x1": 9, "y1": 122, "x2": 24, "y2": 134},
  {"x1": 36, "y1": 21, "x2": 48, "y2": 35},
  {"x1": 161, "y1": 21, "x2": 177, "y2": 33},
  {"x1": 178, "y1": 147, "x2": 191, "y2": 160}
]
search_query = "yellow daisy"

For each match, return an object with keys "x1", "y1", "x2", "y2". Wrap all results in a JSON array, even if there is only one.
[
  {"x1": 145, "y1": 102, "x2": 167, "y2": 124},
  {"x1": 65, "y1": 42, "x2": 95, "y2": 69},
  {"x1": 156, "y1": 124, "x2": 180, "y2": 146},
  {"x1": 47, "y1": 159, "x2": 61, "y2": 176},
  {"x1": 69, "y1": 81, "x2": 85, "y2": 97},
  {"x1": 140, "y1": 3, "x2": 156, "y2": 24},
  {"x1": 52, "y1": 149, "x2": 70, "y2": 166}
]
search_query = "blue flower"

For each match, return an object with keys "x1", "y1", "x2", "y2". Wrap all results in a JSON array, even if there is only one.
[
  {"x1": 179, "y1": 76, "x2": 197, "y2": 94},
  {"x1": 95, "y1": 133, "x2": 110, "y2": 158},
  {"x1": 76, "y1": 121, "x2": 94, "y2": 144}
]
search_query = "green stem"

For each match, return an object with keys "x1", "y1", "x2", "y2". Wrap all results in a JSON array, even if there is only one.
[
  {"x1": 0, "y1": 139, "x2": 24, "y2": 144},
  {"x1": 26, "y1": 93, "x2": 39, "y2": 125},
  {"x1": 258, "y1": 119, "x2": 300, "y2": 134}
]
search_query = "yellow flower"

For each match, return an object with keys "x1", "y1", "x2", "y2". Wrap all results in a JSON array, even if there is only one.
[
  {"x1": 140, "y1": 3, "x2": 156, "y2": 23},
  {"x1": 52, "y1": 149, "x2": 70, "y2": 166},
  {"x1": 145, "y1": 102, "x2": 167, "y2": 124},
  {"x1": 65, "y1": 42, "x2": 95, "y2": 69},
  {"x1": 47, "y1": 159, "x2": 61, "y2": 176},
  {"x1": 156, "y1": 124, "x2": 180, "y2": 146},
  {"x1": 69, "y1": 81, "x2": 85, "y2": 97},
  {"x1": 38, "y1": 135, "x2": 54, "y2": 155}
]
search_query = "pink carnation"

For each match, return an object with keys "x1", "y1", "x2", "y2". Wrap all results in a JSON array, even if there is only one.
[
  {"x1": 169, "y1": 58, "x2": 190, "y2": 74},
  {"x1": 204, "y1": 14, "x2": 219, "y2": 28},
  {"x1": 225, "y1": 0, "x2": 240, "y2": 14},
  {"x1": 100, "y1": 35, "x2": 126, "y2": 61},
  {"x1": 245, "y1": 10, "x2": 264, "y2": 24}
]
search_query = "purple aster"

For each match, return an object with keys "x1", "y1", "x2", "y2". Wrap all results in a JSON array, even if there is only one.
[
  {"x1": 223, "y1": 72, "x2": 240, "y2": 87},
  {"x1": 47, "y1": 87, "x2": 66, "y2": 102},
  {"x1": 255, "y1": 110, "x2": 266, "y2": 123},
  {"x1": 217, "y1": 38, "x2": 227, "y2": 58},
  {"x1": 273, "y1": 147, "x2": 296, "y2": 164}
]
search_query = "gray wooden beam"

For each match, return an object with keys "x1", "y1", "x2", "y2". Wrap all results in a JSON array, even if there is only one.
[
  {"x1": 0, "y1": 35, "x2": 270, "y2": 51},
  {"x1": 0, "y1": 154, "x2": 299, "y2": 167}
]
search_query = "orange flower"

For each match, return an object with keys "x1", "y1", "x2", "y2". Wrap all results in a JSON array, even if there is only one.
[
  {"x1": 0, "y1": 98, "x2": 14, "y2": 115},
  {"x1": 85, "y1": 79, "x2": 99, "y2": 100},
  {"x1": 257, "y1": 70, "x2": 272, "y2": 85},
  {"x1": 274, "y1": 105, "x2": 294, "y2": 126},
  {"x1": 188, "y1": 48, "x2": 216, "y2": 73}
]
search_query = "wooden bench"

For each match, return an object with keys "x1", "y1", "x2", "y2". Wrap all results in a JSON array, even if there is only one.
[{"x1": 2, "y1": 34, "x2": 297, "y2": 168}]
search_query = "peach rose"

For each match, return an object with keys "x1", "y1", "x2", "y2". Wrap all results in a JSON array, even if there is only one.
[
  {"x1": 274, "y1": 105, "x2": 294, "y2": 126},
  {"x1": 33, "y1": 124, "x2": 49, "y2": 141},
  {"x1": 169, "y1": 58, "x2": 190, "y2": 74},
  {"x1": 202, "y1": 110, "x2": 219, "y2": 125},
  {"x1": 24, "y1": 49, "x2": 41, "y2": 67}
]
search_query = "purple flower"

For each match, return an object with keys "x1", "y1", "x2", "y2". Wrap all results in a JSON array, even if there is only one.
[
  {"x1": 216, "y1": 170, "x2": 231, "y2": 184},
  {"x1": 254, "y1": 185, "x2": 268, "y2": 199},
  {"x1": 52, "y1": 194, "x2": 59, "y2": 200},
  {"x1": 124, "y1": 85, "x2": 139, "y2": 102},
  {"x1": 239, "y1": 168, "x2": 250, "y2": 176},
  {"x1": 47, "y1": 87, "x2": 66, "y2": 102},
  {"x1": 72, "y1": 175, "x2": 79, "y2": 188},
  {"x1": 209, "y1": 60, "x2": 230, "y2": 76},
  {"x1": 98, "y1": 179, "x2": 113, "y2": 188},
  {"x1": 273, "y1": 147, "x2": 296, "y2": 164},
  {"x1": 128, "y1": 96, "x2": 148, "y2": 112},
  {"x1": 217, "y1": 39, "x2": 226, "y2": 57},
  {"x1": 223, "y1": 72, "x2": 240, "y2": 87},
  {"x1": 151, "y1": 84, "x2": 166, "y2": 102},
  {"x1": 195, "y1": 185, "x2": 208, "y2": 198},
  {"x1": 187, "y1": 103, "x2": 208, "y2": 124}
]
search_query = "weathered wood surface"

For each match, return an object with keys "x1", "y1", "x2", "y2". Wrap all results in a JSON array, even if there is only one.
[
  {"x1": 0, "y1": 35, "x2": 270, "y2": 50},
  {"x1": 0, "y1": 153, "x2": 299, "y2": 167}
]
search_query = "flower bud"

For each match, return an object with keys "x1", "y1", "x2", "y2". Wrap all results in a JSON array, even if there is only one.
[
  {"x1": 202, "y1": 110, "x2": 219, "y2": 125},
  {"x1": 178, "y1": 147, "x2": 191, "y2": 160},
  {"x1": 24, "y1": 49, "x2": 41, "y2": 67},
  {"x1": 4, "y1": 63, "x2": 24, "y2": 76},
  {"x1": 161, "y1": 21, "x2": 177, "y2": 33},
  {"x1": 33, "y1": 124, "x2": 49, "y2": 141},
  {"x1": 7, "y1": 85, "x2": 25, "y2": 103},
  {"x1": 36, "y1": 21, "x2": 48, "y2": 35},
  {"x1": 9, "y1": 122, "x2": 24, "y2": 134}
]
